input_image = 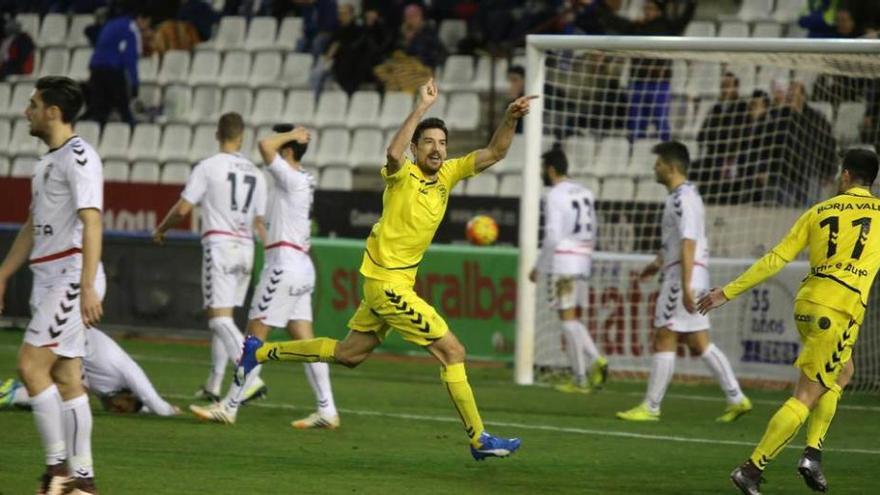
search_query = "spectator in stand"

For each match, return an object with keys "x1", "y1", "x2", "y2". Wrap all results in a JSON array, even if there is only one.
[
  {"x1": 84, "y1": 6, "x2": 109, "y2": 46},
  {"x1": 799, "y1": 0, "x2": 841, "y2": 38},
  {"x1": 85, "y1": 8, "x2": 151, "y2": 127},
  {"x1": 361, "y1": 7, "x2": 393, "y2": 70},
  {"x1": 0, "y1": 16, "x2": 35, "y2": 81},
  {"x1": 738, "y1": 90, "x2": 773, "y2": 204},
  {"x1": 311, "y1": 2, "x2": 364, "y2": 94},
  {"x1": 178, "y1": 0, "x2": 219, "y2": 42},
  {"x1": 507, "y1": 65, "x2": 525, "y2": 133},
  {"x1": 597, "y1": 0, "x2": 695, "y2": 141},
  {"x1": 296, "y1": 0, "x2": 339, "y2": 58},
  {"x1": 400, "y1": 3, "x2": 444, "y2": 70},
  {"x1": 695, "y1": 72, "x2": 749, "y2": 204},
  {"x1": 863, "y1": 80, "x2": 880, "y2": 150}
]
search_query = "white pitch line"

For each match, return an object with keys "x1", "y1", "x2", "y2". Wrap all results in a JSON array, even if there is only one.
[{"x1": 166, "y1": 393, "x2": 880, "y2": 456}]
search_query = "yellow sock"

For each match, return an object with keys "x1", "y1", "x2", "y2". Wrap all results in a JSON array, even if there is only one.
[
  {"x1": 806, "y1": 385, "x2": 842, "y2": 450},
  {"x1": 256, "y1": 338, "x2": 337, "y2": 363},
  {"x1": 440, "y1": 363, "x2": 485, "y2": 446},
  {"x1": 750, "y1": 397, "x2": 810, "y2": 470}
]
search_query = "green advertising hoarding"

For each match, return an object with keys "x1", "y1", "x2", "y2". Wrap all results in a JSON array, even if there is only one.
[{"x1": 268, "y1": 238, "x2": 519, "y2": 361}]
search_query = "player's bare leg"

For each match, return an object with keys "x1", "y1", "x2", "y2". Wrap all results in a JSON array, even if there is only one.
[
  {"x1": 284, "y1": 320, "x2": 340, "y2": 429},
  {"x1": 618, "y1": 327, "x2": 676, "y2": 421},
  {"x1": 685, "y1": 331, "x2": 751, "y2": 422},
  {"x1": 426, "y1": 331, "x2": 521, "y2": 460}
]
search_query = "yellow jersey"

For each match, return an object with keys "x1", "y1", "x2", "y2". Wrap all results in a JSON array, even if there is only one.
[
  {"x1": 359, "y1": 152, "x2": 477, "y2": 285},
  {"x1": 724, "y1": 187, "x2": 880, "y2": 323}
]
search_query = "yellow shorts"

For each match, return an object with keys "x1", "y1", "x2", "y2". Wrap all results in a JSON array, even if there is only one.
[
  {"x1": 347, "y1": 278, "x2": 449, "y2": 347},
  {"x1": 793, "y1": 300, "x2": 860, "y2": 388}
]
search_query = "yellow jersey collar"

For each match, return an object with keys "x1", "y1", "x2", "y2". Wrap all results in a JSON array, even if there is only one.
[{"x1": 845, "y1": 186, "x2": 873, "y2": 198}]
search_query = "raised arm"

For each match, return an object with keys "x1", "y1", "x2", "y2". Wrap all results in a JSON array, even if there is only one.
[
  {"x1": 258, "y1": 126, "x2": 310, "y2": 165},
  {"x1": 473, "y1": 95, "x2": 538, "y2": 173},
  {"x1": 0, "y1": 214, "x2": 34, "y2": 314},
  {"x1": 385, "y1": 78, "x2": 439, "y2": 175}
]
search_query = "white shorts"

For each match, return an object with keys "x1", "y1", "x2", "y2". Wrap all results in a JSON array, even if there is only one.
[
  {"x1": 247, "y1": 256, "x2": 315, "y2": 327},
  {"x1": 24, "y1": 271, "x2": 107, "y2": 358},
  {"x1": 202, "y1": 241, "x2": 254, "y2": 309},
  {"x1": 547, "y1": 274, "x2": 589, "y2": 311},
  {"x1": 653, "y1": 267, "x2": 710, "y2": 333}
]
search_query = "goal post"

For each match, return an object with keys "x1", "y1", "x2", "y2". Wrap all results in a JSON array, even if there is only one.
[{"x1": 515, "y1": 35, "x2": 880, "y2": 389}]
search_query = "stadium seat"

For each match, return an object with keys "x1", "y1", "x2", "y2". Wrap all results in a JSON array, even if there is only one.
[
  {"x1": 636, "y1": 177, "x2": 667, "y2": 202},
  {"x1": 562, "y1": 136, "x2": 598, "y2": 176},
  {"x1": 158, "y1": 124, "x2": 192, "y2": 162},
  {"x1": 687, "y1": 62, "x2": 721, "y2": 98},
  {"x1": 446, "y1": 93, "x2": 480, "y2": 131},
  {"x1": 491, "y1": 136, "x2": 524, "y2": 174},
  {"x1": 834, "y1": 102, "x2": 865, "y2": 144},
  {"x1": 158, "y1": 50, "x2": 191, "y2": 85},
  {"x1": 315, "y1": 128, "x2": 350, "y2": 167},
  {"x1": 280, "y1": 52, "x2": 312, "y2": 89},
  {"x1": 319, "y1": 166, "x2": 353, "y2": 190},
  {"x1": 599, "y1": 177, "x2": 636, "y2": 201},
  {"x1": 201, "y1": 16, "x2": 247, "y2": 51},
  {"x1": 220, "y1": 87, "x2": 253, "y2": 119},
  {"x1": 670, "y1": 60, "x2": 689, "y2": 96},
  {"x1": 685, "y1": 98, "x2": 716, "y2": 137},
  {"x1": 162, "y1": 85, "x2": 192, "y2": 123},
  {"x1": 189, "y1": 51, "x2": 221, "y2": 86},
  {"x1": 773, "y1": 0, "x2": 806, "y2": 23},
  {"x1": 438, "y1": 19, "x2": 467, "y2": 53},
  {"x1": 284, "y1": 90, "x2": 316, "y2": 127},
  {"x1": 192, "y1": 85, "x2": 225, "y2": 124},
  {"x1": 497, "y1": 174, "x2": 523, "y2": 198},
  {"x1": 76, "y1": 120, "x2": 101, "y2": 148},
  {"x1": 756, "y1": 65, "x2": 790, "y2": 93},
  {"x1": 241, "y1": 127, "x2": 255, "y2": 161},
  {"x1": 251, "y1": 88, "x2": 285, "y2": 125},
  {"x1": 129, "y1": 161, "x2": 160, "y2": 183},
  {"x1": 379, "y1": 92, "x2": 412, "y2": 129},
  {"x1": 15, "y1": 14, "x2": 39, "y2": 39},
  {"x1": 440, "y1": 55, "x2": 475, "y2": 91},
  {"x1": 349, "y1": 128, "x2": 385, "y2": 170},
  {"x1": 10, "y1": 156, "x2": 38, "y2": 178},
  {"x1": 718, "y1": 21, "x2": 750, "y2": 38},
  {"x1": 314, "y1": 91, "x2": 348, "y2": 128},
  {"x1": 245, "y1": 17, "x2": 278, "y2": 51},
  {"x1": 68, "y1": 47, "x2": 92, "y2": 81},
  {"x1": 732, "y1": 0, "x2": 773, "y2": 22},
  {"x1": 684, "y1": 20, "x2": 716, "y2": 37},
  {"x1": 0, "y1": 156, "x2": 9, "y2": 176},
  {"x1": 191, "y1": 124, "x2": 218, "y2": 161},
  {"x1": 129, "y1": 123, "x2": 162, "y2": 161},
  {"x1": 99, "y1": 123, "x2": 132, "y2": 160},
  {"x1": 38, "y1": 48, "x2": 70, "y2": 78},
  {"x1": 752, "y1": 22, "x2": 783, "y2": 38},
  {"x1": 68, "y1": 14, "x2": 94, "y2": 48},
  {"x1": 249, "y1": 51, "x2": 282, "y2": 87},
  {"x1": 103, "y1": 160, "x2": 130, "y2": 182},
  {"x1": 9, "y1": 119, "x2": 40, "y2": 157},
  {"x1": 473, "y1": 55, "x2": 509, "y2": 92},
  {"x1": 726, "y1": 64, "x2": 757, "y2": 95},
  {"x1": 275, "y1": 16, "x2": 304, "y2": 50},
  {"x1": 0, "y1": 83, "x2": 9, "y2": 113},
  {"x1": 160, "y1": 162, "x2": 192, "y2": 184},
  {"x1": 139, "y1": 55, "x2": 159, "y2": 84},
  {"x1": 0, "y1": 119, "x2": 10, "y2": 156},
  {"x1": 38, "y1": 13, "x2": 68, "y2": 47},
  {"x1": 794, "y1": 69, "x2": 820, "y2": 95},
  {"x1": 572, "y1": 175, "x2": 600, "y2": 196},
  {"x1": 219, "y1": 51, "x2": 251, "y2": 87},
  {"x1": 594, "y1": 137, "x2": 631, "y2": 177},
  {"x1": 464, "y1": 173, "x2": 498, "y2": 196},
  {"x1": 811, "y1": 101, "x2": 834, "y2": 125},
  {"x1": 422, "y1": 94, "x2": 447, "y2": 121},
  {"x1": 346, "y1": 90, "x2": 381, "y2": 129},
  {"x1": 3, "y1": 82, "x2": 34, "y2": 118},
  {"x1": 786, "y1": 23, "x2": 808, "y2": 38},
  {"x1": 629, "y1": 139, "x2": 659, "y2": 175}
]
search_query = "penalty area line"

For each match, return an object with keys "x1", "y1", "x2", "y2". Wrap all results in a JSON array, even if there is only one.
[{"x1": 166, "y1": 394, "x2": 880, "y2": 456}]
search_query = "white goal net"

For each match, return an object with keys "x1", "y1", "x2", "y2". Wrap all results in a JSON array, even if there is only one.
[{"x1": 515, "y1": 36, "x2": 880, "y2": 392}]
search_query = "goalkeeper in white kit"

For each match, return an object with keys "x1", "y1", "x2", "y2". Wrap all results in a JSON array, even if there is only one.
[{"x1": 530, "y1": 146, "x2": 608, "y2": 393}]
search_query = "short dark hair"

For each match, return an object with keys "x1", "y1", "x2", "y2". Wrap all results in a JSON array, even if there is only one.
[
  {"x1": 507, "y1": 65, "x2": 525, "y2": 78},
  {"x1": 412, "y1": 118, "x2": 448, "y2": 144},
  {"x1": 35, "y1": 76, "x2": 84, "y2": 123},
  {"x1": 542, "y1": 145, "x2": 568, "y2": 176},
  {"x1": 842, "y1": 148, "x2": 879, "y2": 185},
  {"x1": 217, "y1": 112, "x2": 244, "y2": 142},
  {"x1": 272, "y1": 123, "x2": 308, "y2": 161},
  {"x1": 652, "y1": 141, "x2": 690, "y2": 173}
]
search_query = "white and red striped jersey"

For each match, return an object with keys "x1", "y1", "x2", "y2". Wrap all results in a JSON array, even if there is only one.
[
  {"x1": 181, "y1": 152, "x2": 267, "y2": 245},
  {"x1": 536, "y1": 179, "x2": 596, "y2": 275},
  {"x1": 661, "y1": 182, "x2": 709, "y2": 272},
  {"x1": 264, "y1": 154, "x2": 314, "y2": 265},
  {"x1": 29, "y1": 135, "x2": 103, "y2": 279}
]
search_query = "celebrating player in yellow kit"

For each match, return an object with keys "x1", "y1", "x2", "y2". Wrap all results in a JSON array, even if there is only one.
[
  {"x1": 697, "y1": 149, "x2": 880, "y2": 494},
  {"x1": 237, "y1": 78, "x2": 536, "y2": 460}
]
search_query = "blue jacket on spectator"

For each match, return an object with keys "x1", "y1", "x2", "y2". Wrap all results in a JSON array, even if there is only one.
[
  {"x1": 89, "y1": 15, "x2": 141, "y2": 92},
  {"x1": 798, "y1": 0, "x2": 840, "y2": 38}
]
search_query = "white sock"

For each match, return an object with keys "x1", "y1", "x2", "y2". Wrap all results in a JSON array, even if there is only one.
[
  {"x1": 564, "y1": 319, "x2": 601, "y2": 365},
  {"x1": 30, "y1": 385, "x2": 66, "y2": 466},
  {"x1": 304, "y1": 363, "x2": 337, "y2": 417},
  {"x1": 701, "y1": 343, "x2": 746, "y2": 404},
  {"x1": 222, "y1": 364, "x2": 263, "y2": 413},
  {"x1": 561, "y1": 322, "x2": 587, "y2": 385},
  {"x1": 62, "y1": 394, "x2": 93, "y2": 478},
  {"x1": 13, "y1": 382, "x2": 30, "y2": 405},
  {"x1": 209, "y1": 316, "x2": 244, "y2": 364},
  {"x1": 645, "y1": 352, "x2": 676, "y2": 413},
  {"x1": 206, "y1": 332, "x2": 228, "y2": 394}
]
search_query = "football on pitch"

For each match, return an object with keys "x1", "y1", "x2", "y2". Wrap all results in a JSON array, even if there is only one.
[{"x1": 466, "y1": 215, "x2": 499, "y2": 246}]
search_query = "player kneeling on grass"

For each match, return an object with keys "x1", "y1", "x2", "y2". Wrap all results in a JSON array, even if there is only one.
[
  {"x1": 191, "y1": 124, "x2": 340, "y2": 429},
  {"x1": 617, "y1": 141, "x2": 751, "y2": 423},
  {"x1": 529, "y1": 145, "x2": 607, "y2": 394},
  {"x1": 699, "y1": 149, "x2": 880, "y2": 495},
  {"x1": 1, "y1": 328, "x2": 179, "y2": 416},
  {"x1": 234, "y1": 79, "x2": 535, "y2": 460}
]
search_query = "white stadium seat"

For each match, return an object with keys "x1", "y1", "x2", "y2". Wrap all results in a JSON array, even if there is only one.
[
  {"x1": 572, "y1": 175, "x2": 601, "y2": 196},
  {"x1": 314, "y1": 91, "x2": 348, "y2": 128},
  {"x1": 191, "y1": 124, "x2": 218, "y2": 162},
  {"x1": 159, "y1": 124, "x2": 193, "y2": 162},
  {"x1": 670, "y1": 60, "x2": 689, "y2": 95},
  {"x1": 275, "y1": 16, "x2": 304, "y2": 50},
  {"x1": 162, "y1": 85, "x2": 192, "y2": 123},
  {"x1": 38, "y1": 14, "x2": 68, "y2": 47},
  {"x1": 250, "y1": 51, "x2": 282, "y2": 88},
  {"x1": 684, "y1": 21, "x2": 716, "y2": 37},
  {"x1": 636, "y1": 177, "x2": 667, "y2": 202},
  {"x1": 191, "y1": 85, "x2": 223, "y2": 124},
  {"x1": 464, "y1": 173, "x2": 498, "y2": 196},
  {"x1": 773, "y1": 0, "x2": 806, "y2": 23},
  {"x1": 245, "y1": 17, "x2": 278, "y2": 51},
  {"x1": 15, "y1": 14, "x2": 39, "y2": 39},
  {"x1": 756, "y1": 65, "x2": 790, "y2": 93},
  {"x1": 497, "y1": 174, "x2": 523, "y2": 198},
  {"x1": 473, "y1": 55, "x2": 508, "y2": 92},
  {"x1": 0, "y1": 83, "x2": 10, "y2": 114},
  {"x1": 349, "y1": 129, "x2": 385, "y2": 170},
  {"x1": 834, "y1": 101, "x2": 866, "y2": 144},
  {"x1": 75, "y1": 121, "x2": 101, "y2": 148},
  {"x1": 347, "y1": 91, "x2": 381, "y2": 128},
  {"x1": 68, "y1": 14, "x2": 94, "y2": 48},
  {"x1": 251, "y1": 88, "x2": 285, "y2": 126},
  {"x1": 138, "y1": 55, "x2": 159, "y2": 84},
  {"x1": 685, "y1": 99, "x2": 716, "y2": 137},
  {"x1": 752, "y1": 22, "x2": 783, "y2": 38},
  {"x1": 203, "y1": 16, "x2": 247, "y2": 51},
  {"x1": 220, "y1": 87, "x2": 253, "y2": 119},
  {"x1": 438, "y1": 19, "x2": 467, "y2": 52},
  {"x1": 160, "y1": 162, "x2": 192, "y2": 184},
  {"x1": 629, "y1": 139, "x2": 659, "y2": 175},
  {"x1": 594, "y1": 137, "x2": 630, "y2": 177},
  {"x1": 734, "y1": 0, "x2": 773, "y2": 22},
  {"x1": 11, "y1": 156, "x2": 38, "y2": 178},
  {"x1": 129, "y1": 123, "x2": 162, "y2": 161},
  {"x1": 189, "y1": 51, "x2": 221, "y2": 86},
  {"x1": 3, "y1": 82, "x2": 34, "y2": 118},
  {"x1": 0, "y1": 119, "x2": 10, "y2": 156},
  {"x1": 130, "y1": 161, "x2": 160, "y2": 183},
  {"x1": 315, "y1": 128, "x2": 350, "y2": 167},
  {"x1": 379, "y1": 92, "x2": 412, "y2": 129},
  {"x1": 811, "y1": 101, "x2": 833, "y2": 125},
  {"x1": 284, "y1": 90, "x2": 316, "y2": 127},
  {"x1": 219, "y1": 51, "x2": 252, "y2": 87},
  {"x1": 158, "y1": 50, "x2": 191, "y2": 85},
  {"x1": 103, "y1": 160, "x2": 130, "y2": 182},
  {"x1": 440, "y1": 55, "x2": 474, "y2": 91},
  {"x1": 280, "y1": 52, "x2": 312, "y2": 89},
  {"x1": 99, "y1": 123, "x2": 132, "y2": 160},
  {"x1": 446, "y1": 93, "x2": 480, "y2": 131},
  {"x1": 0, "y1": 156, "x2": 9, "y2": 176},
  {"x1": 599, "y1": 177, "x2": 636, "y2": 201},
  {"x1": 687, "y1": 62, "x2": 722, "y2": 98},
  {"x1": 10, "y1": 119, "x2": 40, "y2": 157},
  {"x1": 718, "y1": 21, "x2": 750, "y2": 38},
  {"x1": 68, "y1": 47, "x2": 92, "y2": 81},
  {"x1": 493, "y1": 136, "x2": 525, "y2": 174},
  {"x1": 319, "y1": 166, "x2": 352, "y2": 190},
  {"x1": 726, "y1": 64, "x2": 757, "y2": 95},
  {"x1": 562, "y1": 136, "x2": 597, "y2": 176}
]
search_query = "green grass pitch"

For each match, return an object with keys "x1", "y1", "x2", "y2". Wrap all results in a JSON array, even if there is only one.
[{"x1": 1, "y1": 329, "x2": 879, "y2": 494}]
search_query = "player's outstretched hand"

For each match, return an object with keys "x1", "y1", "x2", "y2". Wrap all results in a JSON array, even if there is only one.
[
  {"x1": 417, "y1": 77, "x2": 439, "y2": 109},
  {"x1": 697, "y1": 288, "x2": 728, "y2": 315},
  {"x1": 151, "y1": 229, "x2": 165, "y2": 245},
  {"x1": 506, "y1": 95, "x2": 539, "y2": 120},
  {"x1": 81, "y1": 285, "x2": 103, "y2": 328}
]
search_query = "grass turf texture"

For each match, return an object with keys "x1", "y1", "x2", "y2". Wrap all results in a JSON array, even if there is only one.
[{"x1": 1, "y1": 329, "x2": 879, "y2": 494}]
